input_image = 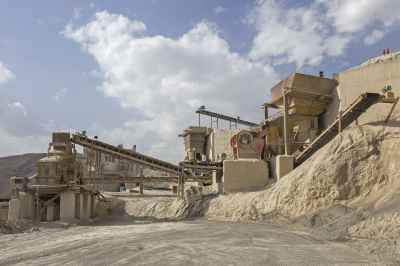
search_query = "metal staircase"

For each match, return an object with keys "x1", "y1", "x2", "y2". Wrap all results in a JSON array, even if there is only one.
[{"x1": 295, "y1": 93, "x2": 395, "y2": 166}]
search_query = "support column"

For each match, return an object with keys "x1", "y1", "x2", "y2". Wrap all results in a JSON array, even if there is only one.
[
  {"x1": 276, "y1": 155, "x2": 294, "y2": 180},
  {"x1": 7, "y1": 199, "x2": 21, "y2": 222},
  {"x1": 60, "y1": 190, "x2": 76, "y2": 222},
  {"x1": 46, "y1": 204, "x2": 55, "y2": 221},
  {"x1": 139, "y1": 183, "x2": 144, "y2": 195},
  {"x1": 198, "y1": 113, "x2": 201, "y2": 126},
  {"x1": 89, "y1": 194, "x2": 95, "y2": 219},
  {"x1": 34, "y1": 188, "x2": 40, "y2": 223},
  {"x1": 283, "y1": 90, "x2": 290, "y2": 155},
  {"x1": 19, "y1": 192, "x2": 34, "y2": 219},
  {"x1": 177, "y1": 167, "x2": 185, "y2": 199},
  {"x1": 212, "y1": 169, "x2": 223, "y2": 194},
  {"x1": 264, "y1": 105, "x2": 269, "y2": 121},
  {"x1": 80, "y1": 192, "x2": 90, "y2": 221}
]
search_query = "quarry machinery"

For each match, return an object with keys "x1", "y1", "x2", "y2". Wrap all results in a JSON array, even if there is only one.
[
  {"x1": 196, "y1": 105, "x2": 258, "y2": 129},
  {"x1": 230, "y1": 129, "x2": 264, "y2": 160},
  {"x1": 71, "y1": 133, "x2": 181, "y2": 175},
  {"x1": 9, "y1": 131, "x2": 215, "y2": 223},
  {"x1": 183, "y1": 71, "x2": 399, "y2": 190},
  {"x1": 260, "y1": 74, "x2": 399, "y2": 176},
  {"x1": 295, "y1": 90, "x2": 399, "y2": 166},
  {"x1": 71, "y1": 133, "x2": 212, "y2": 198}
]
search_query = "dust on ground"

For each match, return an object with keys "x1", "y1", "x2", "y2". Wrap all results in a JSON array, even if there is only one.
[
  {"x1": 198, "y1": 124, "x2": 400, "y2": 264},
  {"x1": 1, "y1": 124, "x2": 400, "y2": 265},
  {"x1": 108, "y1": 124, "x2": 400, "y2": 264},
  {"x1": 0, "y1": 219, "x2": 377, "y2": 266}
]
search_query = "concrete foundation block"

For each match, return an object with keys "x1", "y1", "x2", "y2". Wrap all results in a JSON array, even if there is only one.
[
  {"x1": 223, "y1": 159, "x2": 269, "y2": 193},
  {"x1": 60, "y1": 190, "x2": 76, "y2": 222},
  {"x1": 275, "y1": 155, "x2": 294, "y2": 180}
]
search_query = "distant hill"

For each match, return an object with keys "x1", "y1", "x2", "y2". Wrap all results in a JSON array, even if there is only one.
[{"x1": 0, "y1": 153, "x2": 46, "y2": 199}]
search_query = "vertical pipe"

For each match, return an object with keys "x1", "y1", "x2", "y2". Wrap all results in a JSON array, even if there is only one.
[
  {"x1": 283, "y1": 90, "x2": 289, "y2": 155},
  {"x1": 264, "y1": 106, "x2": 269, "y2": 121},
  {"x1": 198, "y1": 113, "x2": 201, "y2": 127}
]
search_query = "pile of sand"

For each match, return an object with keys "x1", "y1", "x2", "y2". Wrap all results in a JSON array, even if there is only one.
[
  {"x1": 202, "y1": 124, "x2": 400, "y2": 222},
  {"x1": 110, "y1": 124, "x2": 400, "y2": 262},
  {"x1": 193, "y1": 124, "x2": 400, "y2": 263},
  {"x1": 115, "y1": 124, "x2": 400, "y2": 226}
]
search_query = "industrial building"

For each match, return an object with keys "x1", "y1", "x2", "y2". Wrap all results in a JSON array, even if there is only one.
[{"x1": 4, "y1": 50, "x2": 400, "y2": 224}]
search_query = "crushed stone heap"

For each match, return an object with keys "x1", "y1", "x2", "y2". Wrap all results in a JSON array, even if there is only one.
[
  {"x1": 204, "y1": 124, "x2": 400, "y2": 221},
  {"x1": 198, "y1": 123, "x2": 400, "y2": 263},
  {"x1": 97, "y1": 124, "x2": 400, "y2": 263}
]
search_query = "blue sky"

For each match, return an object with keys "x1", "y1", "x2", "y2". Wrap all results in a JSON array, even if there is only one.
[{"x1": 0, "y1": 0, "x2": 399, "y2": 161}]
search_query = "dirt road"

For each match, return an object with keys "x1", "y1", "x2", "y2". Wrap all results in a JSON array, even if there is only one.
[{"x1": 0, "y1": 219, "x2": 374, "y2": 266}]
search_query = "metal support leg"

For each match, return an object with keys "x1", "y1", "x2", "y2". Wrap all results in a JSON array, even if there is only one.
[
  {"x1": 139, "y1": 183, "x2": 144, "y2": 195},
  {"x1": 385, "y1": 97, "x2": 399, "y2": 123},
  {"x1": 34, "y1": 187, "x2": 40, "y2": 224},
  {"x1": 283, "y1": 90, "x2": 290, "y2": 155},
  {"x1": 198, "y1": 113, "x2": 201, "y2": 126},
  {"x1": 178, "y1": 167, "x2": 185, "y2": 199}
]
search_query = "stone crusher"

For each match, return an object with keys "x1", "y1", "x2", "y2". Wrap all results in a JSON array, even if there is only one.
[
  {"x1": 8, "y1": 132, "x2": 103, "y2": 223},
  {"x1": 8, "y1": 132, "x2": 211, "y2": 223}
]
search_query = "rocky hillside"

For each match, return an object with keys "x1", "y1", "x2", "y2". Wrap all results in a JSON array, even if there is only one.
[{"x1": 0, "y1": 153, "x2": 46, "y2": 199}]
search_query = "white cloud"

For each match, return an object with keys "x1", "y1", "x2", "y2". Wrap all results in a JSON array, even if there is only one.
[
  {"x1": 64, "y1": 11, "x2": 278, "y2": 162},
  {"x1": 364, "y1": 30, "x2": 385, "y2": 46},
  {"x1": 249, "y1": 0, "x2": 350, "y2": 67},
  {"x1": 53, "y1": 87, "x2": 68, "y2": 102},
  {"x1": 8, "y1": 102, "x2": 27, "y2": 117},
  {"x1": 323, "y1": 0, "x2": 400, "y2": 33},
  {"x1": 249, "y1": 0, "x2": 400, "y2": 67},
  {"x1": 0, "y1": 61, "x2": 15, "y2": 84},
  {"x1": 214, "y1": 6, "x2": 227, "y2": 15}
]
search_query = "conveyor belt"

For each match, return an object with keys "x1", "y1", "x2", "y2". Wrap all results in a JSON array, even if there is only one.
[
  {"x1": 71, "y1": 134, "x2": 181, "y2": 174},
  {"x1": 295, "y1": 93, "x2": 382, "y2": 166},
  {"x1": 81, "y1": 174, "x2": 211, "y2": 184}
]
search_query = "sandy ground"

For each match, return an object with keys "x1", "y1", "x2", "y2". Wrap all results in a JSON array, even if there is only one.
[
  {"x1": 1, "y1": 124, "x2": 399, "y2": 265},
  {"x1": 0, "y1": 219, "x2": 376, "y2": 266}
]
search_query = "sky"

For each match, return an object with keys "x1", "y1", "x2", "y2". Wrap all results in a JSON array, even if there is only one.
[{"x1": 1, "y1": 0, "x2": 400, "y2": 162}]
